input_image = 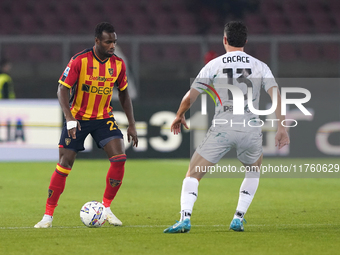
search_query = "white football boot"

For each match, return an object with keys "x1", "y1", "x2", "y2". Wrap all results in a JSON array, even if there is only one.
[
  {"x1": 105, "y1": 207, "x2": 122, "y2": 226},
  {"x1": 34, "y1": 215, "x2": 53, "y2": 228}
]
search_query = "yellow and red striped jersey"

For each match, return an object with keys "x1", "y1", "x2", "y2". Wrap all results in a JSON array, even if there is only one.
[{"x1": 59, "y1": 47, "x2": 128, "y2": 120}]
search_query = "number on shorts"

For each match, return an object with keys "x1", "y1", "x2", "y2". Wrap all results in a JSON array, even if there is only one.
[{"x1": 107, "y1": 120, "x2": 117, "y2": 130}]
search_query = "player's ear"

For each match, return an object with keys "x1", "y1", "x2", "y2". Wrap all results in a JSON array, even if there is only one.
[
  {"x1": 95, "y1": 37, "x2": 100, "y2": 45},
  {"x1": 223, "y1": 36, "x2": 228, "y2": 46}
]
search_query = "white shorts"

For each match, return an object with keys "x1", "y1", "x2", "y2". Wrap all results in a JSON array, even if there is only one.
[{"x1": 195, "y1": 129, "x2": 263, "y2": 164}]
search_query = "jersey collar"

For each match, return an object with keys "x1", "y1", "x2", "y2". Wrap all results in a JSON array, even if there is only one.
[{"x1": 92, "y1": 47, "x2": 109, "y2": 64}]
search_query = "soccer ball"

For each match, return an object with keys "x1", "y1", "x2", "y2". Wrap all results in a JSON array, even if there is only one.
[{"x1": 80, "y1": 201, "x2": 107, "y2": 228}]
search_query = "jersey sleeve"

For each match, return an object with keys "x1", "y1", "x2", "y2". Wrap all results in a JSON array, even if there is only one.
[
  {"x1": 262, "y1": 64, "x2": 278, "y2": 91},
  {"x1": 116, "y1": 59, "x2": 128, "y2": 91},
  {"x1": 58, "y1": 57, "x2": 81, "y2": 88},
  {"x1": 191, "y1": 63, "x2": 213, "y2": 93}
]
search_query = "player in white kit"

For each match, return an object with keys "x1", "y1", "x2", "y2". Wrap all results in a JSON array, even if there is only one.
[{"x1": 164, "y1": 21, "x2": 290, "y2": 233}]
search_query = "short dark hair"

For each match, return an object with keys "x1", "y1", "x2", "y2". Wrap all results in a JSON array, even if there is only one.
[
  {"x1": 95, "y1": 22, "x2": 115, "y2": 38},
  {"x1": 224, "y1": 21, "x2": 247, "y2": 47}
]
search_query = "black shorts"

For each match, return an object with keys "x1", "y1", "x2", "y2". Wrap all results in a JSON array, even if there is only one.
[{"x1": 59, "y1": 117, "x2": 123, "y2": 152}]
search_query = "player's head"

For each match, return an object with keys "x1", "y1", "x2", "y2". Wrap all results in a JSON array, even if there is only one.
[
  {"x1": 94, "y1": 22, "x2": 117, "y2": 59},
  {"x1": 223, "y1": 21, "x2": 247, "y2": 48},
  {"x1": 0, "y1": 59, "x2": 11, "y2": 73}
]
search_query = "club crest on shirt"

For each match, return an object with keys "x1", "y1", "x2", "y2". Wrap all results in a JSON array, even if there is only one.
[
  {"x1": 109, "y1": 178, "x2": 121, "y2": 187},
  {"x1": 65, "y1": 138, "x2": 71, "y2": 146},
  {"x1": 108, "y1": 68, "x2": 114, "y2": 76}
]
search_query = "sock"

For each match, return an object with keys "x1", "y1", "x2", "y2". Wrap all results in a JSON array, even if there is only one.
[
  {"x1": 102, "y1": 154, "x2": 126, "y2": 208},
  {"x1": 45, "y1": 164, "x2": 71, "y2": 216},
  {"x1": 180, "y1": 177, "x2": 199, "y2": 221},
  {"x1": 42, "y1": 215, "x2": 53, "y2": 222},
  {"x1": 233, "y1": 171, "x2": 260, "y2": 220}
]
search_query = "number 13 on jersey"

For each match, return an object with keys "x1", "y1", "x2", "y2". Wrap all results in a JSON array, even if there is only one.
[{"x1": 222, "y1": 68, "x2": 252, "y2": 100}]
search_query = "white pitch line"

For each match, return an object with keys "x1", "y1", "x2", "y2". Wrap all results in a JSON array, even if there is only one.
[{"x1": 0, "y1": 223, "x2": 336, "y2": 230}]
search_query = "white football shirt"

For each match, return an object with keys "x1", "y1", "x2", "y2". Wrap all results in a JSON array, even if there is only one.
[{"x1": 192, "y1": 50, "x2": 278, "y2": 133}]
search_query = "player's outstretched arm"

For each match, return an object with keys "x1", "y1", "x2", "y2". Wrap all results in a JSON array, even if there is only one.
[
  {"x1": 118, "y1": 88, "x2": 138, "y2": 147},
  {"x1": 171, "y1": 88, "x2": 200, "y2": 135},
  {"x1": 267, "y1": 87, "x2": 290, "y2": 149},
  {"x1": 57, "y1": 83, "x2": 80, "y2": 139}
]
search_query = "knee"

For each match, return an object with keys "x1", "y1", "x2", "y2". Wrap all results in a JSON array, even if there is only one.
[
  {"x1": 58, "y1": 161, "x2": 73, "y2": 169},
  {"x1": 59, "y1": 148, "x2": 77, "y2": 168},
  {"x1": 58, "y1": 156, "x2": 75, "y2": 169}
]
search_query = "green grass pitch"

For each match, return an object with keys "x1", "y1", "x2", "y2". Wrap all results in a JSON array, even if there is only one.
[{"x1": 0, "y1": 158, "x2": 339, "y2": 255}]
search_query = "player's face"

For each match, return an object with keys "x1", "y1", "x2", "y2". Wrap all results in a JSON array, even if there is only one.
[{"x1": 95, "y1": 31, "x2": 117, "y2": 59}]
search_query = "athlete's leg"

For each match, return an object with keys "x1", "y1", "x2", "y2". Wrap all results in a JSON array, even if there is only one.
[
  {"x1": 34, "y1": 148, "x2": 77, "y2": 228},
  {"x1": 102, "y1": 138, "x2": 125, "y2": 207},
  {"x1": 164, "y1": 151, "x2": 214, "y2": 233},
  {"x1": 46, "y1": 148, "x2": 77, "y2": 216},
  {"x1": 230, "y1": 154, "x2": 262, "y2": 231},
  {"x1": 180, "y1": 151, "x2": 214, "y2": 221},
  {"x1": 165, "y1": 128, "x2": 232, "y2": 233},
  {"x1": 101, "y1": 138, "x2": 125, "y2": 226},
  {"x1": 186, "y1": 151, "x2": 215, "y2": 179}
]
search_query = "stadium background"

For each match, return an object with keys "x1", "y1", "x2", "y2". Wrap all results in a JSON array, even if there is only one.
[{"x1": 0, "y1": 0, "x2": 339, "y2": 160}]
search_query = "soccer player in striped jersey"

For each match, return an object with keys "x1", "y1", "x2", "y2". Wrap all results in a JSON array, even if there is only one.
[
  {"x1": 34, "y1": 22, "x2": 138, "y2": 228},
  {"x1": 164, "y1": 21, "x2": 290, "y2": 233}
]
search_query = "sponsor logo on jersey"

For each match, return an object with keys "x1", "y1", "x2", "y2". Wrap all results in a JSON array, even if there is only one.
[
  {"x1": 82, "y1": 84, "x2": 113, "y2": 95},
  {"x1": 88, "y1": 75, "x2": 114, "y2": 82},
  {"x1": 82, "y1": 84, "x2": 90, "y2": 92}
]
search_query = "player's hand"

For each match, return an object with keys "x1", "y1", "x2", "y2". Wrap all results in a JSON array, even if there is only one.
[
  {"x1": 275, "y1": 128, "x2": 290, "y2": 150},
  {"x1": 66, "y1": 119, "x2": 81, "y2": 139},
  {"x1": 171, "y1": 115, "x2": 189, "y2": 135},
  {"x1": 127, "y1": 124, "x2": 138, "y2": 147}
]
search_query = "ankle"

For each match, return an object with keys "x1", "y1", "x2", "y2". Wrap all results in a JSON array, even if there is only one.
[
  {"x1": 180, "y1": 210, "x2": 192, "y2": 221},
  {"x1": 42, "y1": 214, "x2": 53, "y2": 221}
]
